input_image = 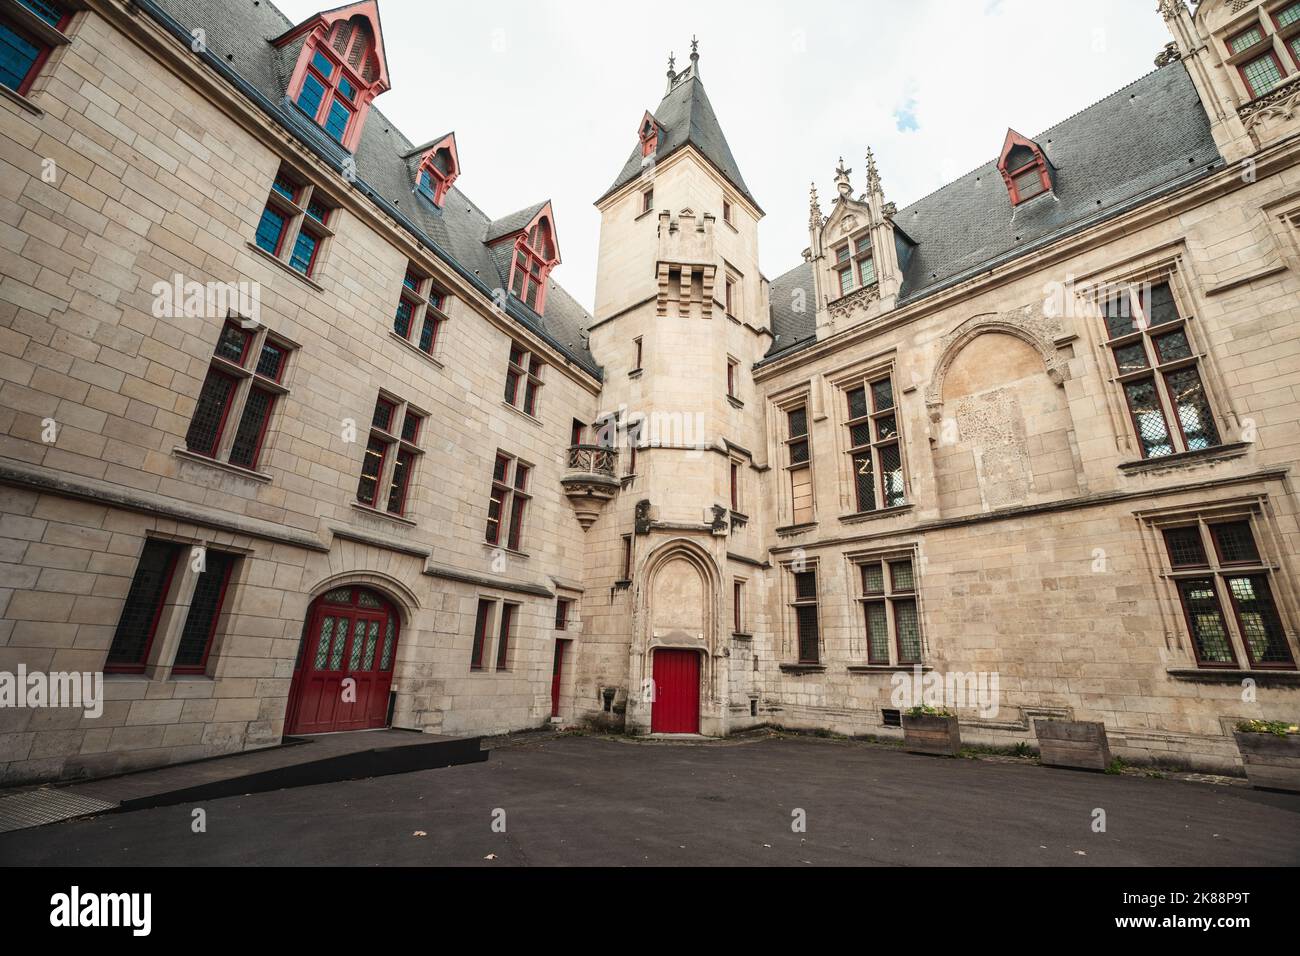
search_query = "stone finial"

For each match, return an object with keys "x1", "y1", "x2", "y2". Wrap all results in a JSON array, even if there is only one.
[
  {"x1": 1157, "y1": 0, "x2": 1187, "y2": 22},
  {"x1": 689, "y1": 35, "x2": 700, "y2": 75},
  {"x1": 834, "y1": 157, "x2": 852, "y2": 198},
  {"x1": 866, "y1": 147, "x2": 882, "y2": 195},
  {"x1": 809, "y1": 182, "x2": 824, "y2": 230}
]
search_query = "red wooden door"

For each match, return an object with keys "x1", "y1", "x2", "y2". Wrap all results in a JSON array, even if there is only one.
[
  {"x1": 651, "y1": 648, "x2": 700, "y2": 734},
  {"x1": 286, "y1": 587, "x2": 400, "y2": 735},
  {"x1": 550, "y1": 640, "x2": 568, "y2": 718}
]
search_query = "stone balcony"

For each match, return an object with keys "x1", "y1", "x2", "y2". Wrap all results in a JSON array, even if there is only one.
[{"x1": 560, "y1": 444, "x2": 620, "y2": 530}]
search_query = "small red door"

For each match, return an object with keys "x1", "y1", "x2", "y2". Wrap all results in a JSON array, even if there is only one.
[
  {"x1": 651, "y1": 648, "x2": 700, "y2": 734},
  {"x1": 285, "y1": 587, "x2": 400, "y2": 735},
  {"x1": 550, "y1": 640, "x2": 568, "y2": 718}
]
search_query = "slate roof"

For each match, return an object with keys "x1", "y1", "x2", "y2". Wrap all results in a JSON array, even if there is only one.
[
  {"x1": 485, "y1": 201, "x2": 552, "y2": 244},
  {"x1": 600, "y1": 67, "x2": 759, "y2": 210},
  {"x1": 763, "y1": 62, "x2": 1223, "y2": 362},
  {"x1": 139, "y1": 0, "x2": 600, "y2": 376}
]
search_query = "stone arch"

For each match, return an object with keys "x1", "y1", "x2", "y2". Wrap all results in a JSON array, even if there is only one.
[
  {"x1": 305, "y1": 570, "x2": 420, "y2": 628},
  {"x1": 925, "y1": 313, "x2": 1066, "y2": 423},
  {"x1": 638, "y1": 538, "x2": 723, "y2": 654}
]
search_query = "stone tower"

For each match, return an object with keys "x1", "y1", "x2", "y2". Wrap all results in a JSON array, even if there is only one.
[{"x1": 575, "y1": 43, "x2": 773, "y2": 735}]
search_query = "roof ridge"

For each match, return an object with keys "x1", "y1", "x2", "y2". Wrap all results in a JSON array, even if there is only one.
[{"x1": 896, "y1": 66, "x2": 1169, "y2": 213}]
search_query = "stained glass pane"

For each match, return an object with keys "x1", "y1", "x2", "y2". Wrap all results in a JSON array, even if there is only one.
[
  {"x1": 1112, "y1": 342, "x2": 1149, "y2": 374},
  {"x1": 858, "y1": 255, "x2": 877, "y2": 287},
  {"x1": 297, "y1": 71, "x2": 326, "y2": 118},
  {"x1": 325, "y1": 98, "x2": 351, "y2": 142},
  {"x1": 289, "y1": 230, "x2": 318, "y2": 274},
  {"x1": 418, "y1": 314, "x2": 439, "y2": 353},
  {"x1": 1101, "y1": 292, "x2": 1135, "y2": 339},
  {"x1": 357, "y1": 591, "x2": 382, "y2": 609},
  {"x1": 1279, "y1": 3, "x2": 1300, "y2": 28},
  {"x1": 256, "y1": 341, "x2": 286, "y2": 380},
  {"x1": 796, "y1": 605, "x2": 819, "y2": 664},
  {"x1": 314, "y1": 616, "x2": 337, "y2": 669},
  {"x1": 1164, "y1": 366, "x2": 1219, "y2": 451},
  {"x1": 323, "y1": 588, "x2": 352, "y2": 604},
  {"x1": 380, "y1": 618, "x2": 395, "y2": 670},
  {"x1": 875, "y1": 415, "x2": 897, "y2": 441},
  {"x1": 849, "y1": 422, "x2": 871, "y2": 448},
  {"x1": 790, "y1": 438, "x2": 810, "y2": 465},
  {"x1": 185, "y1": 370, "x2": 235, "y2": 457},
  {"x1": 1154, "y1": 329, "x2": 1192, "y2": 364},
  {"x1": 871, "y1": 378, "x2": 894, "y2": 412},
  {"x1": 879, "y1": 443, "x2": 905, "y2": 508},
  {"x1": 373, "y1": 400, "x2": 394, "y2": 431},
  {"x1": 1123, "y1": 379, "x2": 1174, "y2": 458},
  {"x1": 1177, "y1": 579, "x2": 1234, "y2": 664},
  {"x1": 1242, "y1": 54, "x2": 1283, "y2": 96},
  {"x1": 18, "y1": 0, "x2": 65, "y2": 28},
  {"x1": 214, "y1": 324, "x2": 250, "y2": 364},
  {"x1": 106, "y1": 541, "x2": 179, "y2": 668},
  {"x1": 794, "y1": 571, "x2": 817, "y2": 601},
  {"x1": 387, "y1": 448, "x2": 413, "y2": 514},
  {"x1": 866, "y1": 602, "x2": 889, "y2": 663},
  {"x1": 861, "y1": 562, "x2": 884, "y2": 594},
  {"x1": 853, "y1": 452, "x2": 875, "y2": 512},
  {"x1": 788, "y1": 407, "x2": 808, "y2": 438},
  {"x1": 361, "y1": 619, "x2": 379, "y2": 670},
  {"x1": 255, "y1": 205, "x2": 285, "y2": 254},
  {"x1": 343, "y1": 618, "x2": 364, "y2": 670},
  {"x1": 401, "y1": 413, "x2": 422, "y2": 443},
  {"x1": 890, "y1": 560, "x2": 915, "y2": 592},
  {"x1": 310, "y1": 49, "x2": 334, "y2": 77},
  {"x1": 227, "y1": 387, "x2": 275, "y2": 470},
  {"x1": 356, "y1": 437, "x2": 386, "y2": 505},
  {"x1": 1212, "y1": 521, "x2": 1260, "y2": 565},
  {"x1": 1163, "y1": 526, "x2": 1207, "y2": 567},
  {"x1": 1142, "y1": 282, "x2": 1180, "y2": 327},
  {"x1": 894, "y1": 599, "x2": 921, "y2": 663},
  {"x1": 0, "y1": 24, "x2": 41, "y2": 92},
  {"x1": 847, "y1": 387, "x2": 868, "y2": 420},
  {"x1": 1228, "y1": 576, "x2": 1293, "y2": 666}
]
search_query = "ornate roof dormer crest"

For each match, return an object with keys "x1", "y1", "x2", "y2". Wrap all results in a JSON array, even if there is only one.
[{"x1": 833, "y1": 157, "x2": 853, "y2": 199}]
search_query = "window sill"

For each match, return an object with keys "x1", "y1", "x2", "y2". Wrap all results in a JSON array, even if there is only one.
[
  {"x1": 484, "y1": 542, "x2": 530, "y2": 560},
  {"x1": 839, "y1": 503, "x2": 913, "y2": 525},
  {"x1": 614, "y1": 579, "x2": 632, "y2": 590},
  {"x1": 1119, "y1": 442, "x2": 1249, "y2": 475},
  {"x1": 731, "y1": 632, "x2": 752, "y2": 642},
  {"x1": 388, "y1": 330, "x2": 445, "y2": 368},
  {"x1": 172, "y1": 446, "x2": 273, "y2": 483},
  {"x1": 0, "y1": 82, "x2": 42, "y2": 116},
  {"x1": 775, "y1": 521, "x2": 817, "y2": 537},
  {"x1": 727, "y1": 395, "x2": 744, "y2": 410},
  {"x1": 501, "y1": 401, "x2": 543, "y2": 427},
  {"x1": 350, "y1": 502, "x2": 418, "y2": 527},
  {"x1": 779, "y1": 663, "x2": 826, "y2": 674},
  {"x1": 1166, "y1": 667, "x2": 1300, "y2": 686},
  {"x1": 245, "y1": 241, "x2": 324, "y2": 292},
  {"x1": 628, "y1": 368, "x2": 643, "y2": 379},
  {"x1": 847, "y1": 663, "x2": 932, "y2": 674}
]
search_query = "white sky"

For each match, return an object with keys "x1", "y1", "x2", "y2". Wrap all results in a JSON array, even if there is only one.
[{"x1": 272, "y1": 0, "x2": 1173, "y2": 312}]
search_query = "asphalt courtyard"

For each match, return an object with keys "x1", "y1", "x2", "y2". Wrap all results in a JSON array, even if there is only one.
[{"x1": 1, "y1": 733, "x2": 1297, "y2": 866}]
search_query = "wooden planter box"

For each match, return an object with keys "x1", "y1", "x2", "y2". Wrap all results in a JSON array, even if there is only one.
[
  {"x1": 1234, "y1": 731, "x2": 1300, "y2": 793},
  {"x1": 1033, "y1": 719, "x2": 1111, "y2": 771},
  {"x1": 901, "y1": 713, "x2": 961, "y2": 757}
]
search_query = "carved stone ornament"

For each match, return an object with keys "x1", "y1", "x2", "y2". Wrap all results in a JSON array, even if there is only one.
[
  {"x1": 827, "y1": 282, "x2": 881, "y2": 322},
  {"x1": 1239, "y1": 76, "x2": 1300, "y2": 131}
]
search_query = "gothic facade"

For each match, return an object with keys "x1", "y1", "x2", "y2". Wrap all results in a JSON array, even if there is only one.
[{"x1": 1, "y1": 0, "x2": 1298, "y2": 783}]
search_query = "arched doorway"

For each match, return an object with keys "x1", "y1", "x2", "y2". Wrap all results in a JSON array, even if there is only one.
[{"x1": 285, "y1": 586, "x2": 401, "y2": 735}]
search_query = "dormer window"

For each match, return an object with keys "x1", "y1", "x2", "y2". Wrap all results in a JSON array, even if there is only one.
[
  {"x1": 998, "y1": 130, "x2": 1053, "y2": 207},
  {"x1": 276, "y1": 4, "x2": 390, "y2": 152},
  {"x1": 510, "y1": 217, "x2": 557, "y2": 313},
  {"x1": 412, "y1": 134, "x2": 460, "y2": 208},
  {"x1": 834, "y1": 243, "x2": 853, "y2": 296},
  {"x1": 1230, "y1": 23, "x2": 1286, "y2": 98},
  {"x1": 854, "y1": 236, "x2": 876, "y2": 287},
  {"x1": 639, "y1": 112, "x2": 659, "y2": 157}
]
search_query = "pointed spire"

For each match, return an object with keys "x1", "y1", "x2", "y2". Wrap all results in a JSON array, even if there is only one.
[
  {"x1": 834, "y1": 157, "x2": 852, "y2": 199},
  {"x1": 689, "y1": 35, "x2": 700, "y2": 77},
  {"x1": 809, "y1": 181, "x2": 823, "y2": 230},
  {"x1": 865, "y1": 147, "x2": 882, "y2": 195},
  {"x1": 666, "y1": 51, "x2": 676, "y2": 92}
]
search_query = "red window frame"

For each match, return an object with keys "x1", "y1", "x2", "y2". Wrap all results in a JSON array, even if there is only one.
[
  {"x1": 470, "y1": 598, "x2": 492, "y2": 670},
  {"x1": 507, "y1": 219, "x2": 556, "y2": 313},
  {"x1": 104, "y1": 540, "x2": 181, "y2": 674},
  {"x1": 227, "y1": 386, "x2": 277, "y2": 470},
  {"x1": 733, "y1": 579, "x2": 743, "y2": 633},
  {"x1": 485, "y1": 453, "x2": 530, "y2": 549},
  {"x1": 169, "y1": 551, "x2": 236, "y2": 676},
  {"x1": 1238, "y1": 48, "x2": 1287, "y2": 98},
  {"x1": 294, "y1": 41, "x2": 362, "y2": 145},
  {"x1": 1007, "y1": 159, "x2": 1050, "y2": 204},
  {"x1": 186, "y1": 368, "x2": 239, "y2": 458},
  {"x1": 495, "y1": 604, "x2": 515, "y2": 670},
  {"x1": 4, "y1": 4, "x2": 72, "y2": 97}
]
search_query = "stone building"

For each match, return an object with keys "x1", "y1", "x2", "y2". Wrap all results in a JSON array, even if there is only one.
[{"x1": 0, "y1": 0, "x2": 1297, "y2": 783}]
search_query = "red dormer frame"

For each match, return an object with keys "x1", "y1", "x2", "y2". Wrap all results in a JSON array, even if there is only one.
[
  {"x1": 275, "y1": 1, "x2": 391, "y2": 153},
  {"x1": 638, "y1": 112, "x2": 660, "y2": 157},
  {"x1": 997, "y1": 129, "x2": 1053, "y2": 206},
  {"x1": 496, "y1": 203, "x2": 561, "y2": 315},
  {"x1": 414, "y1": 133, "x2": 460, "y2": 208}
]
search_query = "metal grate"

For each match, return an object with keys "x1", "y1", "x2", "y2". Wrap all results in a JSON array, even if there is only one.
[{"x1": 0, "y1": 789, "x2": 117, "y2": 834}]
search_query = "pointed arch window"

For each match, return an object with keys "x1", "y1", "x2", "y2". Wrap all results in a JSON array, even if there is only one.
[
  {"x1": 639, "y1": 113, "x2": 659, "y2": 157},
  {"x1": 414, "y1": 136, "x2": 460, "y2": 208}
]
